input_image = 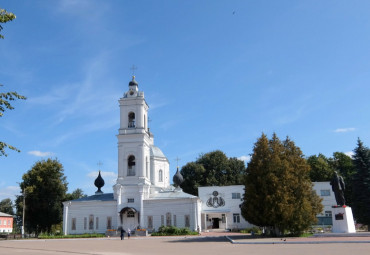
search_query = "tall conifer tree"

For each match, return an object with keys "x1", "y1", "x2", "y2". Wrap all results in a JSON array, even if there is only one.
[
  {"x1": 352, "y1": 139, "x2": 370, "y2": 230},
  {"x1": 241, "y1": 133, "x2": 323, "y2": 235}
]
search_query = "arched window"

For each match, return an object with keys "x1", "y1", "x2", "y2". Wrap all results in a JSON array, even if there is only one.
[
  {"x1": 159, "y1": 170, "x2": 163, "y2": 182},
  {"x1": 128, "y1": 155, "x2": 136, "y2": 176},
  {"x1": 128, "y1": 112, "x2": 135, "y2": 128}
]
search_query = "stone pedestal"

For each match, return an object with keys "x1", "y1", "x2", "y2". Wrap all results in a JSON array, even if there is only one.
[{"x1": 331, "y1": 206, "x2": 356, "y2": 233}]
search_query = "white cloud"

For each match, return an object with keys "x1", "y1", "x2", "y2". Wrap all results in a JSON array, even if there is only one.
[
  {"x1": 0, "y1": 186, "x2": 20, "y2": 201},
  {"x1": 345, "y1": 151, "x2": 354, "y2": 158},
  {"x1": 334, "y1": 128, "x2": 356, "y2": 133},
  {"x1": 238, "y1": 155, "x2": 251, "y2": 162},
  {"x1": 28, "y1": 150, "x2": 55, "y2": 157}
]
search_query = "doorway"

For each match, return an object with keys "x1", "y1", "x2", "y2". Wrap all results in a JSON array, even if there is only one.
[{"x1": 212, "y1": 218, "x2": 220, "y2": 229}]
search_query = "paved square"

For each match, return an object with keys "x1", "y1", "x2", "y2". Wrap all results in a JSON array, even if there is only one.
[{"x1": 1, "y1": 236, "x2": 370, "y2": 255}]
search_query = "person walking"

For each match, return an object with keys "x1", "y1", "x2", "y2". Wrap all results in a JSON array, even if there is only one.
[
  {"x1": 127, "y1": 228, "x2": 131, "y2": 239},
  {"x1": 120, "y1": 228, "x2": 125, "y2": 240}
]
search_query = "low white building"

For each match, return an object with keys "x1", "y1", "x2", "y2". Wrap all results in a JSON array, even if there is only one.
[
  {"x1": 199, "y1": 185, "x2": 253, "y2": 231},
  {"x1": 312, "y1": 182, "x2": 336, "y2": 225}
]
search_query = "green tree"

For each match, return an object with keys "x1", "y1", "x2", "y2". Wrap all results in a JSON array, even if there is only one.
[
  {"x1": 16, "y1": 159, "x2": 68, "y2": 235},
  {"x1": 65, "y1": 188, "x2": 87, "y2": 201},
  {"x1": 352, "y1": 139, "x2": 370, "y2": 230},
  {"x1": 1, "y1": 9, "x2": 26, "y2": 156},
  {"x1": 180, "y1": 150, "x2": 245, "y2": 195},
  {"x1": 0, "y1": 8, "x2": 16, "y2": 39},
  {"x1": 0, "y1": 198, "x2": 14, "y2": 215},
  {"x1": 241, "y1": 133, "x2": 323, "y2": 236},
  {"x1": 328, "y1": 152, "x2": 355, "y2": 206},
  {"x1": 307, "y1": 154, "x2": 334, "y2": 182}
]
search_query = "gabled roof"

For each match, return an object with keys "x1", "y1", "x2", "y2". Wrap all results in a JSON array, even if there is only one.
[{"x1": 0, "y1": 212, "x2": 13, "y2": 217}]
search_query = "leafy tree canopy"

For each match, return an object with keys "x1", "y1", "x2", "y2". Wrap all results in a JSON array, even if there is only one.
[
  {"x1": 65, "y1": 188, "x2": 87, "y2": 201},
  {"x1": 241, "y1": 133, "x2": 323, "y2": 236},
  {"x1": 180, "y1": 150, "x2": 245, "y2": 195},
  {"x1": 0, "y1": 198, "x2": 14, "y2": 215},
  {"x1": 307, "y1": 153, "x2": 334, "y2": 182},
  {"x1": 352, "y1": 139, "x2": 370, "y2": 229},
  {"x1": 0, "y1": 9, "x2": 26, "y2": 156},
  {"x1": 0, "y1": 8, "x2": 16, "y2": 39},
  {"x1": 16, "y1": 158, "x2": 68, "y2": 235}
]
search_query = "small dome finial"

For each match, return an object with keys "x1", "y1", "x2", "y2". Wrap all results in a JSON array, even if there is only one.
[
  {"x1": 94, "y1": 170, "x2": 105, "y2": 194},
  {"x1": 173, "y1": 167, "x2": 184, "y2": 188}
]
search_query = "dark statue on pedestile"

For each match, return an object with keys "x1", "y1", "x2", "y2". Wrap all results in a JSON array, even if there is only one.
[{"x1": 330, "y1": 171, "x2": 346, "y2": 206}]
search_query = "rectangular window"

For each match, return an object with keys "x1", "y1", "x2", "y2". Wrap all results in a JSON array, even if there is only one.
[
  {"x1": 325, "y1": 211, "x2": 332, "y2": 217},
  {"x1": 173, "y1": 215, "x2": 177, "y2": 227},
  {"x1": 84, "y1": 217, "x2": 87, "y2": 230},
  {"x1": 320, "y1": 190, "x2": 330, "y2": 196},
  {"x1": 107, "y1": 217, "x2": 112, "y2": 229},
  {"x1": 128, "y1": 198, "x2": 134, "y2": 203},
  {"x1": 0, "y1": 220, "x2": 2, "y2": 225},
  {"x1": 206, "y1": 214, "x2": 209, "y2": 221},
  {"x1": 89, "y1": 215, "x2": 94, "y2": 230},
  {"x1": 185, "y1": 215, "x2": 190, "y2": 228},
  {"x1": 222, "y1": 214, "x2": 226, "y2": 223},
  {"x1": 232, "y1": 193, "x2": 241, "y2": 199},
  {"x1": 161, "y1": 215, "x2": 164, "y2": 226},
  {"x1": 166, "y1": 212, "x2": 172, "y2": 226},
  {"x1": 72, "y1": 218, "x2": 76, "y2": 230},
  {"x1": 233, "y1": 214, "x2": 240, "y2": 223},
  {"x1": 7, "y1": 220, "x2": 10, "y2": 226},
  {"x1": 147, "y1": 216, "x2": 153, "y2": 229},
  {"x1": 96, "y1": 217, "x2": 99, "y2": 229}
]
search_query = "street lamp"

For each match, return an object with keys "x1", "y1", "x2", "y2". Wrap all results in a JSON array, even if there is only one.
[{"x1": 17, "y1": 182, "x2": 26, "y2": 238}]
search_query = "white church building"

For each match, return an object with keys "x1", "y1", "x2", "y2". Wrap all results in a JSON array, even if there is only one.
[{"x1": 63, "y1": 76, "x2": 204, "y2": 235}]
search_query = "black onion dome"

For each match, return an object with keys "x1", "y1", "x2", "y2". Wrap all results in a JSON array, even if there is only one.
[
  {"x1": 173, "y1": 167, "x2": 184, "y2": 187},
  {"x1": 129, "y1": 76, "x2": 138, "y2": 86},
  {"x1": 94, "y1": 171, "x2": 105, "y2": 193}
]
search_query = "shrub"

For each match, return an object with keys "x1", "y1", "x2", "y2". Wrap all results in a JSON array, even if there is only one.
[{"x1": 151, "y1": 226, "x2": 198, "y2": 236}]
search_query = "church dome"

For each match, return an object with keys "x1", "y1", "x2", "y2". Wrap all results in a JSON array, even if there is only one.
[
  {"x1": 129, "y1": 76, "x2": 138, "y2": 86},
  {"x1": 94, "y1": 171, "x2": 105, "y2": 194},
  {"x1": 173, "y1": 167, "x2": 184, "y2": 187},
  {"x1": 150, "y1": 146, "x2": 167, "y2": 158}
]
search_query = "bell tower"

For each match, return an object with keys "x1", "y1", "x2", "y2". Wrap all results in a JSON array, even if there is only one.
[{"x1": 116, "y1": 76, "x2": 152, "y2": 185}]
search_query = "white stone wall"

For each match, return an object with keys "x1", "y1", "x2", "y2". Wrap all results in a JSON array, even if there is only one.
[
  {"x1": 143, "y1": 198, "x2": 200, "y2": 231},
  {"x1": 63, "y1": 200, "x2": 117, "y2": 235},
  {"x1": 313, "y1": 182, "x2": 336, "y2": 216}
]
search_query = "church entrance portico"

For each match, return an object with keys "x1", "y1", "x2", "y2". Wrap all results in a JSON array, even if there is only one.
[{"x1": 120, "y1": 207, "x2": 139, "y2": 231}]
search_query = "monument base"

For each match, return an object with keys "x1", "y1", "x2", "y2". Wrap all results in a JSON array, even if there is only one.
[{"x1": 331, "y1": 206, "x2": 356, "y2": 233}]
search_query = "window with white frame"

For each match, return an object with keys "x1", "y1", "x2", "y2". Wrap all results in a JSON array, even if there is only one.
[
  {"x1": 159, "y1": 170, "x2": 163, "y2": 182},
  {"x1": 107, "y1": 217, "x2": 112, "y2": 229},
  {"x1": 166, "y1": 212, "x2": 172, "y2": 226},
  {"x1": 233, "y1": 213, "x2": 240, "y2": 223},
  {"x1": 232, "y1": 193, "x2": 241, "y2": 199},
  {"x1": 84, "y1": 217, "x2": 87, "y2": 230},
  {"x1": 325, "y1": 211, "x2": 332, "y2": 217},
  {"x1": 148, "y1": 216, "x2": 153, "y2": 229},
  {"x1": 128, "y1": 198, "x2": 134, "y2": 203},
  {"x1": 185, "y1": 215, "x2": 190, "y2": 228},
  {"x1": 127, "y1": 211, "x2": 135, "y2": 218},
  {"x1": 96, "y1": 217, "x2": 99, "y2": 229},
  {"x1": 72, "y1": 218, "x2": 76, "y2": 230},
  {"x1": 89, "y1": 215, "x2": 94, "y2": 230},
  {"x1": 161, "y1": 215, "x2": 164, "y2": 226},
  {"x1": 320, "y1": 190, "x2": 331, "y2": 196}
]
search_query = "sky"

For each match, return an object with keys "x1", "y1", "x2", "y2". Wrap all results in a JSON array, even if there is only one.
[{"x1": 1, "y1": 0, "x2": 370, "y2": 202}]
